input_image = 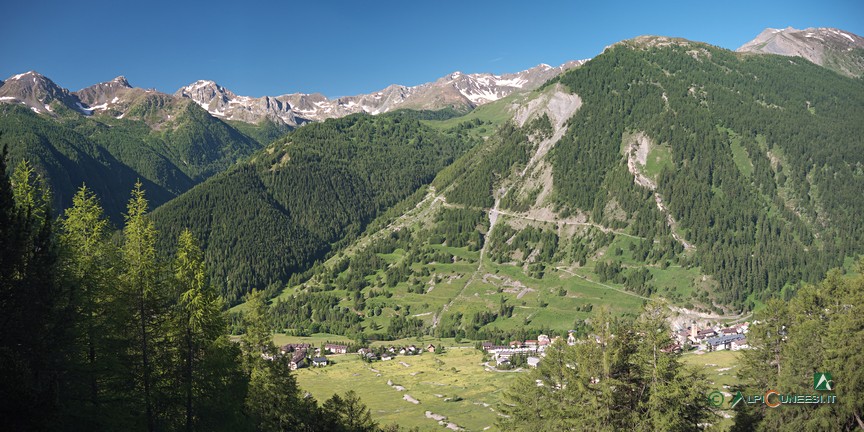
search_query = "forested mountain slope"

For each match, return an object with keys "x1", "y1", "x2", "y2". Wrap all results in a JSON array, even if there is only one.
[
  {"x1": 0, "y1": 96, "x2": 281, "y2": 222},
  {"x1": 256, "y1": 36, "x2": 863, "y2": 342},
  {"x1": 547, "y1": 36, "x2": 864, "y2": 308},
  {"x1": 152, "y1": 113, "x2": 476, "y2": 304}
]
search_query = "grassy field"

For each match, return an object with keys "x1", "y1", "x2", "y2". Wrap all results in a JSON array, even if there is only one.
[
  {"x1": 289, "y1": 341, "x2": 744, "y2": 431},
  {"x1": 294, "y1": 347, "x2": 517, "y2": 431},
  {"x1": 271, "y1": 333, "x2": 353, "y2": 347},
  {"x1": 423, "y1": 92, "x2": 523, "y2": 134},
  {"x1": 644, "y1": 144, "x2": 673, "y2": 180}
]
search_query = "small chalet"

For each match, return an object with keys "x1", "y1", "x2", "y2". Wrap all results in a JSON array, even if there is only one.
[
  {"x1": 325, "y1": 344, "x2": 348, "y2": 354},
  {"x1": 706, "y1": 334, "x2": 745, "y2": 351},
  {"x1": 527, "y1": 357, "x2": 541, "y2": 368},
  {"x1": 290, "y1": 350, "x2": 307, "y2": 370},
  {"x1": 426, "y1": 344, "x2": 436, "y2": 353},
  {"x1": 281, "y1": 343, "x2": 311, "y2": 354},
  {"x1": 538, "y1": 335, "x2": 551, "y2": 346},
  {"x1": 696, "y1": 329, "x2": 717, "y2": 340},
  {"x1": 661, "y1": 343, "x2": 682, "y2": 353},
  {"x1": 731, "y1": 338, "x2": 749, "y2": 351},
  {"x1": 312, "y1": 357, "x2": 328, "y2": 367},
  {"x1": 567, "y1": 331, "x2": 577, "y2": 346}
]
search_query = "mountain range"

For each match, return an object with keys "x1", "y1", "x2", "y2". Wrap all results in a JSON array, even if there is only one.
[
  {"x1": 150, "y1": 28, "x2": 864, "y2": 315},
  {"x1": 1, "y1": 27, "x2": 862, "y2": 314},
  {"x1": 0, "y1": 60, "x2": 587, "y2": 222},
  {"x1": 0, "y1": 61, "x2": 587, "y2": 128}
]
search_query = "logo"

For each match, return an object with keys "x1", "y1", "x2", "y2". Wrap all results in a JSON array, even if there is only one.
[
  {"x1": 708, "y1": 391, "x2": 724, "y2": 407},
  {"x1": 814, "y1": 373, "x2": 833, "y2": 391},
  {"x1": 730, "y1": 391, "x2": 745, "y2": 408}
]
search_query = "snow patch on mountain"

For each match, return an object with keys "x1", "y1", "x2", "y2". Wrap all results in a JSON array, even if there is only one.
[{"x1": 174, "y1": 60, "x2": 589, "y2": 125}]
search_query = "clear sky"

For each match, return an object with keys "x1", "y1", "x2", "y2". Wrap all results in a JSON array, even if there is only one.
[{"x1": 2, "y1": 0, "x2": 862, "y2": 98}]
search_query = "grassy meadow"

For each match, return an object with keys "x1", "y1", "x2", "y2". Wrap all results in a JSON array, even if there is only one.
[{"x1": 294, "y1": 347, "x2": 516, "y2": 431}]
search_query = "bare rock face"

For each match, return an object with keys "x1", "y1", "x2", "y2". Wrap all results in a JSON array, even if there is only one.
[
  {"x1": 0, "y1": 71, "x2": 86, "y2": 114},
  {"x1": 174, "y1": 80, "x2": 304, "y2": 126},
  {"x1": 737, "y1": 27, "x2": 864, "y2": 77},
  {"x1": 72, "y1": 76, "x2": 147, "y2": 116},
  {"x1": 76, "y1": 76, "x2": 133, "y2": 105}
]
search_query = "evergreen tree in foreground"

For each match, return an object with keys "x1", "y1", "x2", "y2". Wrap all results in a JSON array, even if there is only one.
[
  {"x1": 498, "y1": 301, "x2": 715, "y2": 431},
  {"x1": 734, "y1": 259, "x2": 864, "y2": 431},
  {"x1": 0, "y1": 146, "x2": 67, "y2": 431},
  {"x1": 0, "y1": 154, "x2": 385, "y2": 431}
]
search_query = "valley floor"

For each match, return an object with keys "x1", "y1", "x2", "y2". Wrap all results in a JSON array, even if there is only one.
[
  {"x1": 290, "y1": 339, "x2": 742, "y2": 432},
  {"x1": 294, "y1": 346, "x2": 513, "y2": 431}
]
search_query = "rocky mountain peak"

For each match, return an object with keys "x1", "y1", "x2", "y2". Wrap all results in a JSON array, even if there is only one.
[
  {"x1": 174, "y1": 80, "x2": 243, "y2": 118},
  {"x1": 0, "y1": 70, "x2": 85, "y2": 114},
  {"x1": 74, "y1": 75, "x2": 140, "y2": 113},
  {"x1": 737, "y1": 27, "x2": 864, "y2": 77},
  {"x1": 111, "y1": 76, "x2": 131, "y2": 87}
]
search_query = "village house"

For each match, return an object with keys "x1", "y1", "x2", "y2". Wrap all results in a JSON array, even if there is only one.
[
  {"x1": 661, "y1": 343, "x2": 683, "y2": 353},
  {"x1": 567, "y1": 331, "x2": 577, "y2": 346},
  {"x1": 491, "y1": 347, "x2": 538, "y2": 364},
  {"x1": 696, "y1": 328, "x2": 717, "y2": 340},
  {"x1": 538, "y1": 334, "x2": 551, "y2": 346},
  {"x1": 527, "y1": 357, "x2": 541, "y2": 368},
  {"x1": 312, "y1": 356, "x2": 328, "y2": 367},
  {"x1": 290, "y1": 350, "x2": 308, "y2": 370},
  {"x1": 705, "y1": 333, "x2": 746, "y2": 351},
  {"x1": 675, "y1": 329, "x2": 691, "y2": 345},
  {"x1": 426, "y1": 344, "x2": 436, "y2": 353},
  {"x1": 524, "y1": 340, "x2": 539, "y2": 348},
  {"x1": 731, "y1": 337, "x2": 749, "y2": 351},
  {"x1": 280, "y1": 343, "x2": 311, "y2": 355},
  {"x1": 324, "y1": 344, "x2": 348, "y2": 354},
  {"x1": 687, "y1": 323, "x2": 718, "y2": 344},
  {"x1": 482, "y1": 343, "x2": 508, "y2": 352}
]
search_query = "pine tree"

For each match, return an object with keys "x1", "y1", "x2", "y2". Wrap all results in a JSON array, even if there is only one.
[
  {"x1": 0, "y1": 155, "x2": 64, "y2": 430},
  {"x1": 121, "y1": 181, "x2": 164, "y2": 431},
  {"x1": 241, "y1": 289, "x2": 310, "y2": 431},
  {"x1": 736, "y1": 263, "x2": 864, "y2": 430},
  {"x1": 499, "y1": 304, "x2": 714, "y2": 431},
  {"x1": 635, "y1": 301, "x2": 714, "y2": 431},
  {"x1": 58, "y1": 185, "x2": 124, "y2": 427},
  {"x1": 171, "y1": 229, "x2": 235, "y2": 431},
  {"x1": 321, "y1": 390, "x2": 378, "y2": 432}
]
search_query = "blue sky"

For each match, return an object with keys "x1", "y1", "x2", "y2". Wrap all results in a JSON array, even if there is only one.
[{"x1": 2, "y1": 0, "x2": 862, "y2": 98}]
